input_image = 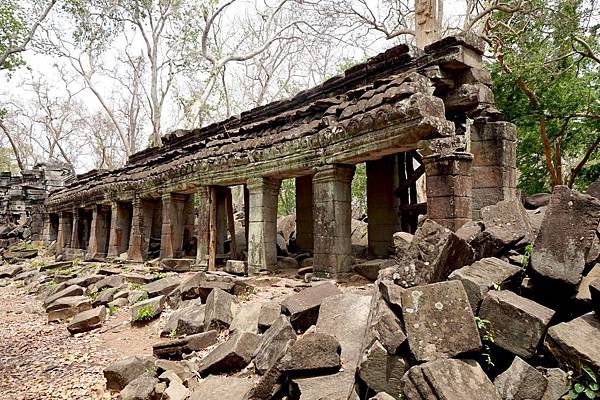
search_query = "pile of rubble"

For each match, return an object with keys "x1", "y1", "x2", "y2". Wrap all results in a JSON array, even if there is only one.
[{"x1": 2, "y1": 184, "x2": 600, "y2": 400}]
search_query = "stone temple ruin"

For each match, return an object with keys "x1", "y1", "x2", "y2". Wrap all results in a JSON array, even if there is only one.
[{"x1": 43, "y1": 33, "x2": 516, "y2": 276}]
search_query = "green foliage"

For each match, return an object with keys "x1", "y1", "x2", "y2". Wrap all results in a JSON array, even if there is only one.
[
  {"x1": 568, "y1": 366, "x2": 599, "y2": 399},
  {"x1": 351, "y1": 163, "x2": 367, "y2": 217},
  {"x1": 0, "y1": 1, "x2": 27, "y2": 71},
  {"x1": 108, "y1": 303, "x2": 118, "y2": 316},
  {"x1": 278, "y1": 178, "x2": 295, "y2": 217},
  {"x1": 489, "y1": 0, "x2": 600, "y2": 194},
  {"x1": 134, "y1": 304, "x2": 155, "y2": 321},
  {"x1": 131, "y1": 290, "x2": 148, "y2": 304},
  {"x1": 522, "y1": 244, "x2": 534, "y2": 269},
  {"x1": 29, "y1": 260, "x2": 46, "y2": 268},
  {"x1": 151, "y1": 272, "x2": 167, "y2": 281},
  {"x1": 128, "y1": 283, "x2": 144, "y2": 291},
  {"x1": 475, "y1": 317, "x2": 495, "y2": 368},
  {"x1": 169, "y1": 328, "x2": 177, "y2": 338}
]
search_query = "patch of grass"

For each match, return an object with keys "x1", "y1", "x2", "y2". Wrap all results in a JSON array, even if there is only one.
[
  {"x1": 130, "y1": 290, "x2": 149, "y2": 305},
  {"x1": 521, "y1": 244, "x2": 534, "y2": 269},
  {"x1": 29, "y1": 260, "x2": 46, "y2": 268},
  {"x1": 134, "y1": 304, "x2": 155, "y2": 321},
  {"x1": 151, "y1": 272, "x2": 168, "y2": 281},
  {"x1": 128, "y1": 283, "x2": 144, "y2": 291},
  {"x1": 108, "y1": 304, "x2": 118, "y2": 316},
  {"x1": 169, "y1": 328, "x2": 177, "y2": 338}
]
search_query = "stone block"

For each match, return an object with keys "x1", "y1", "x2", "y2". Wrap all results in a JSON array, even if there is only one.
[
  {"x1": 67, "y1": 306, "x2": 106, "y2": 334},
  {"x1": 153, "y1": 330, "x2": 218, "y2": 360},
  {"x1": 254, "y1": 315, "x2": 297, "y2": 374},
  {"x1": 479, "y1": 290, "x2": 555, "y2": 358},
  {"x1": 591, "y1": 278, "x2": 600, "y2": 316},
  {"x1": 188, "y1": 376, "x2": 253, "y2": 400},
  {"x1": 279, "y1": 332, "x2": 341, "y2": 373},
  {"x1": 366, "y1": 295, "x2": 406, "y2": 354},
  {"x1": 541, "y1": 368, "x2": 570, "y2": 400},
  {"x1": 400, "y1": 359, "x2": 501, "y2": 400},
  {"x1": 47, "y1": 296, "x2": 92, "y2": 322},
  {"x1": 448, "y1": 257, "x2": 522, "y2": 311},
  {"x1": 131, "y1": 296, "x2": 165, "y2": 323},
  {"x1": 394, "y1": 219, "x2": 475, "y2": 287},
  {"x1": 258, "y1": 301, "x2": 281, "y2": 330},
  {"x1": 358, "y1": 340, "x2": 409, "y2": 397},
  {"x1": 44, "y1": 285, "x2": 84, "y2": 307},
  {"x1": 546, "y1": 313, "x2": 600, "y2": 370},
  {"x1": 280, "y1": 282, "x2": 342, "y2": 331},
  {"x1": 143, "y1": 276, "x2": 181, "y2": 298},
  {"x1": 531, "y1": 186, "x2": 600, "y2": 289},
  {"x1": 353, "y1": 259, "x2": 397, "y2": 281},
  {"x1": 203, "y1": 288, "x2": 236, "y2": 331},
  {"x1": 494, "y1": 356, "x2": 548, "y2": 400},
  {"x1": 402, "y1": 280, "x2": 481, "y2": 362},
  {"x1": 225, "y1": 260, "x2": 246, "y2": 275},
  {"x1": 197, "y1": 331, "x2": 260, "y2": 376},
  {"x1": 481, "y1": 199, "x2": 535, "y2": 245},
  {"x1": 229, "y1": 302, "x2": 261, "y2": 334},
  {"x1": 120, "y1": 375, "x2": 159, "y2": 400},
  {"x1": 176, "y1": 304, "x2": 205, "y2": 336},
  {"x1": 104, "y1": 356, "x2": 158, "y2": 391}
]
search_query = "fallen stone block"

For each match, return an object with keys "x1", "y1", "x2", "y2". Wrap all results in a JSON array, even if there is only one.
[
  {"x1": 153, "y1": 330, "x2": 218, "y2": 360},
  {"x1": 176, "y1": 304, "x2": 205, "y2": 336},
  {"x1": 224, "y1": 260, "x2": 246, "y2": 275},
  {"x1": 575, "y1": 264, "x2": 600, "y2": 306},
  {"x1": 258, "y1": 301, "x2": 281, "y2": 330},
  {"x1": 290, "y1": 293, "x2": 371, "y2": 400},
  {"x1": 448, "y1": 257, "x2": 522, "y2": 311},
  {"x1": 0, "y1": 265, "x2": 23, "y2": 278},
  {"x1": 188, "y1": 376, "x2": 253, "y2": 400},
  {"x1": 377, "y1": 280, "x2": 403, "y2": 314},
  {"x1": 254, "y1": 315, "x2": 297, "y2": 374},
  {"x1": 89, "y1": 275, "x2": 124, "y2": 294},
  {"x1": 369, "y1": 394, "x2": 396, "y2": 400},
  {"x1": 163, "y1": 378, "x2": 188, "y2": 400},
  {"x1": 481, "y1": 199, "x2": 535, "y2": 246},
  {"x1": 67, "y1": 306, "x2": 106, "y2": 334},
  {"x1": 591, "y1": 278, "x2": 600, "y2": 316},
  {"x1": 277, "y1": 256, "x2": 298, "y2": 270},
  {"x1": 281, "y1": 281, "x2": 342, "y2": 331},
  {"x1": 353, "y1": 259, "x2": 397, "y2": 281},
  {"x1": 197, "y1": 331, "x2": 260, "y2": 376},
  {"x1": 366, "y1": 294, "x2": 406, "y2": 354},
  {"x1": 122, "y1": 272, "x2": 153, "y2": 285},
  {"x1": 394, "y1": 219, "x2": 475, "y2": 287},
  {"x1": 494, "y1": 356, "x2": 548, "y2": 400},
  {"x1": 143, "y1": 276, "x2": 181, "y2": 297},
  {"x1": 47, "y1": 296, "x2": 92, "y2": 322},
  {"x1": 546, "y1": 313, "x2": 600, "y2": 370},
  {"x1": 104, "y1": 355, "x2": 158, "y2": 391},
  {"x1": 479, "y1": 290, "x2": 555, "y2": 358},
  {"x1": 108, "y1": 297, "x2": 128, "y2": 308},
  {"x1": 155, "y1": 359, "x2": 196, "y2": 384},
  {"x1": 531, "y1": 185, "x2": 600, "y2": 290},
  {"x1": 279, "y1": 332, "x2": 340, "y2": 374},
  {"x1": 65, "y1": 274, "x2": 104, "y2": 288},
  {"x1": 120, "y1": 375, "x2": 159, "y2": 400},
  {"x1": 160, "y1": 258, "x2": 193, "y2": 272},
  {"x1": 203, "y1": 288, "x2": 236, "y2": 331},
  {"x1": 525, "y1": 193, "x2": 551, "y2": 209},
  {"x1": 542, "y1": 368, "x2": 570, "y2": 400},
  {"x1": 93, "y1": 287, "x2": 120, "y2": 306},
  {"x1": 400, "y1": 359, "x2": 501, "y2": 400},
  {"x1": 358, "y1": 340, "x2": 409, "y2": 397},
  {"x1": 402, "y1": 280, "x2": 481, "y2": 362},
  {"x1": 230, "y1": 302, "x2": 261, "y2": 334},
  {"x1": 44, "y1": 285, "x2": 84, "y2": 307},
  {"x1": 131, "y1": 296, "x2": 165, "y2": 323}
]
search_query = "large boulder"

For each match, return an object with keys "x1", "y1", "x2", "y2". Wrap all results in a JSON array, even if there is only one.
[
  {"x1": 401, "y1": 359, "x2": 501, "y2": 400},
  {"x1": 449, "y1": 257, "x2": 522, "y2": 311},
  {"x1": 545, "y1": 313, "x2": 600, "y2": 370},
  {"x1": 401, "y1": 280, "x2": 481, "y2": 362},
  {"x1": 44, "y1": 285, "x2": 84, "y2": 307},
  {"x1": 531, "y1": 185, "x2": 600, "y2": 291},
  {"x1": 479, "y1": 290, "x2": 555, "y2": 358},
  {"x1": 143, "y1": 276, "x2": 181, "y2": 298},
  {"x1": 258, "y1": 301, "x2": 281, "y2": 330},
  {"x1": 494, "y1": 356, "x2": 548, "y2": 400},
  {"x1": 176, "y1": 304, "x2": 205, "y2": 336},
  {"x1": 481, "y1": 199, "x2": 535, "y2": 246},
  {"x1": 253, "y1": 315, "x2": 297, "y2": 374},
  {"x1": 46, "y1": 296, "x2": 92, "y2": 322},
  {"x1": 197, "y1": 331, "x2": 260, "y2": 376},
  {"x1": 394, "y1": 219, "x2": 475, "y2": 287},
  {"x1": 230, "y1": 302, "x2": 261, "y2": 334},
  {"x1": 280, "y1": 282, "x2": 342, "y2": 331},
  {"x1": 104, "y1": 355, "x2": 158, "y2": 391}
]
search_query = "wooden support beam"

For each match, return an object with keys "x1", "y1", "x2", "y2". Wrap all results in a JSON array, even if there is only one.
[
  {"x1": 225, "y1": 188, "x2": 237, "y2": 260},
  {"x1": 394, "y1": 164, "x2": 425, "y2": 196},
  {"x1": 208, "y1": 186, "x2": 217, "y2": 271}
]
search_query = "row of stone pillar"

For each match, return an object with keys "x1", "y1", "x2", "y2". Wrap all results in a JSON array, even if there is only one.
[{"x1": 49, "y1": 152, "x2": 476, "y2": 276}]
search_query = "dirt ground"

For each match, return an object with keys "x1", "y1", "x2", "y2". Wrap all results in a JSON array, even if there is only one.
[{"x1": 0, "y1": 282, "x2": 161, "y2": 400}]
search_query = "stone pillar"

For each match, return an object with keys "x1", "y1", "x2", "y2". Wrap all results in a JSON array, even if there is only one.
[
  {"x1": 88, "y1": 204, "x2": 111, "y2": 258},
  {"x1": 182, "y1": 195, "x2": 195, "y2": 256},
  {"x1": 196, "y1": 187, "x2": 210, "y2": 265},
  {"x1": 56, "y1": 211, "x2": 73, "y2": 255},
  {"x1": 424, "y1": 151, "x2": 473, "y2": 231},
  {"x1": 128, "y1": 198, "x2": 146, "y2": 262},
  {"x1": 215, "y1": 188, "x2": 228, "y2": 254},
  {"x1": 43, "y1": 213, "x2": 59, "y2": 242},
  {"x1": 160, "y1": 193, "x2": 188, "y2": 259},
  {"x1": 367, "y1": 155, "x2": 401, "y2": 258},
  {"x1": 470, "y1": 121, "x2": 517, "y2": 219},
  {"x1": 70, "y1": 208, "x2": 81, "y2": 249},
  {"x1": 295, "y1": 175, "x2": 314, "y2": 252},
  {"x1": 107, "y1": 202, "x2": 133, "y2": 258},
  {"x1": 313, "y1": 164, "x2": 355, "y2": 276},
  {"x1": 247, "y1": 177, "x2": 281, "y2": 275}
]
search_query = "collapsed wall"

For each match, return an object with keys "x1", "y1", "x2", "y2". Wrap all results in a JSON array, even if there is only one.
[{"x1": 0, "y1": 163, "x2": 72, "y2": 246}]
